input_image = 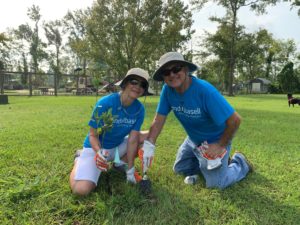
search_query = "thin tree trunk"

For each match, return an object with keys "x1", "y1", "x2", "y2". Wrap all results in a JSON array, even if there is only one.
[
  {"x1": 228, "y1": 16, "x2": 236, "y2": 96},
  {"x1": 55, "y1": 48, "x2": 60, "y2": 96},
  {"x1": 84, "y1": 59, "x2": 87, "y2": 94},
  {"x1": 29, "y1": 70, "x2": 33, "y2": 96},
  {"x1": 228, "y1": 1, "x2": 238, "y2": 96},
  {"x1": 0, "y1": 70, "x2": 4, "y2": 94}
]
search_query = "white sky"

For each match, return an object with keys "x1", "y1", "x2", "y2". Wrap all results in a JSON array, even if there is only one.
[
  {"x1": 0, "y1": 0, "x2": 299, "y2": 49},
  {"x1": 0, "y1": 0, "x2": 94, "y2": 29},
  {"x1": 191, "y1": 2, "x2": 300, "y2": 47}
]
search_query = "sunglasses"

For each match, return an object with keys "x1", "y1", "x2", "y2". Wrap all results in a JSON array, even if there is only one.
[
  {"x1": 161, "y1": 65, "x2": 184, "y2": 77},
  {"x1": 129, "y1": 79, "x2": 147, "y2": 89}
]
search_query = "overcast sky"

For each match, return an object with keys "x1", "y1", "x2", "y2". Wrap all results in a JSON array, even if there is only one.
[
  {"x1": 192, "y1": 2, "x2": 300, "y2": 47},
  {"x1": 0, "y1": 0, "x2": 299, "y2": 49}
]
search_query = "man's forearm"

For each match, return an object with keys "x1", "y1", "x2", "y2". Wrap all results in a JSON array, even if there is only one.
[
  {"x1": 147, "y1": 114, "x2": 166, "y2": 144},
  {"x1": 218, "y1": 112, "x2": 241, "y2": 147},
  {"x1": 219, "y1": 125, "x2": 238, "y2": 147}
]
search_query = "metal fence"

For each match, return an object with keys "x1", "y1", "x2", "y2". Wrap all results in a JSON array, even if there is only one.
[{"x1": 0, "y1": 70, "x2": 117, "y2": 96}]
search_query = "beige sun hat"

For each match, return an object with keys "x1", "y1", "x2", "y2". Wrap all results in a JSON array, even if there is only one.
[
  {"x1": 115, "y1": 68, "x2": 153, "y2": 96},
  {"x1": 153, "y1": 52, "x2": 199, "y2": 81}
]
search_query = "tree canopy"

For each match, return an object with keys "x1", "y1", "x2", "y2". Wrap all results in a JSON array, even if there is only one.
[
  {"x1": 191, "y1": 0, "x2": 280, "y2": 95},
  {"x1": 86, "y1": 0, "x2": 194, "y2": 79},
  {"x1": 1, "y1": 1, "x2": 300, "y2": 94}
]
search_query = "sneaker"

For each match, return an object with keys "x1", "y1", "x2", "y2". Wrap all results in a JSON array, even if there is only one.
[
  {"x1": 74, "y1": 149, "x2": 82, "y2": 161},
  {"x1": 184, "y1": 175, "x2": 199, "y2": 185},
  {"x1": 234, "y1": 152, "x2": 254, "y2": 172}
]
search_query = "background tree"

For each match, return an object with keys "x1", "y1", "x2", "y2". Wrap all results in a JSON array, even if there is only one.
[
  {"x1": 4, "y1": 30, "x2": 30, "y2": 84},
  {"x1": 0, "y1": 33, "x2": 9, "y2": 45},
  {"x1": 255, "y1": 29, "x2": 279, "y2": 80},
  {"x1": 284, "y1": 0, "x2": 300, "y2": 16},
  {"x1": 277, "y1": 62, "x2": 299, "y2": 93},
  {"x1": 0, "y1": 32, "x2": 10, "y2": 69},
  {"x1": 160, "y1": 0, "x2": 194, "y2": 53},
  {"x1": 13, "y1": 5, "x2": 47, "y2": 95},
  {"x1": 191, "y1": 0, "x2": 279, "y2": 95},
  {"x1": 195, "y1": 21, "x2": 298, "y2": 94},
  {"x1": 63, "y1": 9, "x2": 90, "y2": 89},
  {"x1": 274, "y1": 39, "x2": 297, "y2": 73},
  {"x1": 196, "y1": 59, "x2": 226, "y2": 89},
  {"x1": 44, "y1": 20, "x2": 63, "y2": 95},
  {"x1": 196, "y1": 16, "x2": 245, "y2": 91},
  {"x1": 0, "y1": 33, "x2": 9, "y2": 94},
  {"x1": 235, "y1": 29, "x2": 278, "y2": 82},
  {"x1": 86, "y1": 0, "x2": 194, "y2": 84}
]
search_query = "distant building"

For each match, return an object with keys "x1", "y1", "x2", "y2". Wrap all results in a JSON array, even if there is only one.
[{"x1": 248, "y1": 78, "x2": 271, "y2": 93}]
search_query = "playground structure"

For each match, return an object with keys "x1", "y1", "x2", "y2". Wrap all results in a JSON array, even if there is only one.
[{"x1": 0, "y1": 70, "x2": 118, "y2": 96}]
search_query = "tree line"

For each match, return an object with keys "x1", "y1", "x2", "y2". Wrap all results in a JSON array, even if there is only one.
[{"x1": 0, "y1": 0, "x2": 300, "y2": 95}]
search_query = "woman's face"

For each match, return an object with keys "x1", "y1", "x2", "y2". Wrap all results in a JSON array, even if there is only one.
[
  {"x1": 161, "y1": 63, "x2": 188, "y2": 88},
  {"x1": 124, "y1": 77, "x2": 147, "y2": 99}
]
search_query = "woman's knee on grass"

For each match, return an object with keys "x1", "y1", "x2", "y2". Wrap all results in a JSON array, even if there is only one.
[{"x1": 71, "y1": 181, "x2": 96, "y2": 196}]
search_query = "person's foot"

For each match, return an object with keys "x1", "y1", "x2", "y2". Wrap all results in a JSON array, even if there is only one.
[
  {"x1": 184, "y1": 175, "x2": 199, "y2": 185},
  {"x1": 234, "y1": 152, "x2": 254, "y2": 172}
]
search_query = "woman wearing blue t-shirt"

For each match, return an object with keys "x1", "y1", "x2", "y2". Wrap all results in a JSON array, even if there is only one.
[
  {"x1": 141, "y1": 52, "x2": 253, "y2": 189},
  {"x1": 70, "y1": 68, "x2": 150, "y2": 196}
]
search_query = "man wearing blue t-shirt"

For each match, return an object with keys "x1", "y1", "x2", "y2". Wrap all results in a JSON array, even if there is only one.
[{"x1": 141, "y1": 52, "x2": 253, "y2": 189}]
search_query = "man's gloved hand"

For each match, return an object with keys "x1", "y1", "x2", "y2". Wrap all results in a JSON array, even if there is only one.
[
  {"x1": 142, "y1": 140, "x2": 155, "y2": 169},
  {"x1": 197, "y1": 141, "x2": 226, "y2": 170},
  {"x1": 197, "y1": 141, "x2": 226, "y2": 159},
  {"x1": 197, "y1": 141, "x2": 210, "y2": 158},
  {"x1": 94, "y1": 150, "x2": 109, "y2": 171},
  {"x1": 126, "y1": 167, "x2": 141, "y2": 184}
]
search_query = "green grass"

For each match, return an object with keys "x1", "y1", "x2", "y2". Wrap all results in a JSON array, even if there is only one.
[{"x1": 0, "y1": 95, "x2": 299, "y2": 225}]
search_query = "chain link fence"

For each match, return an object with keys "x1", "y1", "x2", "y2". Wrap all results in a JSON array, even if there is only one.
[{"x1": 0, "y1": 71, "x2": 118, "y2": 96}]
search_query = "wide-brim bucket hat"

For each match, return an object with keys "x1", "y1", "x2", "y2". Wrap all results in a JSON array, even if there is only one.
[
  {"x1": 153, "y1": 52, "x2": 199, "y2": 81},
  {"x1": 115, "y1": 68, "x2": 153, "y2": 96}
]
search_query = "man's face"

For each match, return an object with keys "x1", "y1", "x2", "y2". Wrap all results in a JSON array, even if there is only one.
[{"x1": 161, "y1": 63, "x2": 187, "y2": 88}]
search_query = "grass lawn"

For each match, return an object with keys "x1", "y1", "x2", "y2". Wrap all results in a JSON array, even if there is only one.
[{"x1": 0, "y1": 94, "x2": 299, "y2": 225}]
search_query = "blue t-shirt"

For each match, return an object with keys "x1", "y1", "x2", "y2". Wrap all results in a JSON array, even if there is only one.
[
  {"x1": 157, "y1": 76, "x2": 234, "y2": 145},
  {"x1": 83, "y1": 92, "x2": 145, "y2": 149}
]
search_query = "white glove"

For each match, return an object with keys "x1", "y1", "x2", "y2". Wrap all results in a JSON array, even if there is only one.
[
  {"x1": 126, "y1": 167, "x2": 140, "y2": 184},
  {"x1": 206, "y1": 158, "x2": 222, "y2": 170},
  {"x1": 197, "y1": 141, "x2": 225, "y2": 170},
  {"x1": 197, "y1": 141, "x2": 208, "y2": 155},
  {"x1": 142, "y1": 140, "x2": 155, "y2": 169},
  {"x1": 94, "y1": 149, "x2": 109, "y2": 171}
]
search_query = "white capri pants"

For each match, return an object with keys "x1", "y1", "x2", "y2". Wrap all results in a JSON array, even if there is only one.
[{"x1": 74, "y1": 137, "x2": 128, "y2": 185}]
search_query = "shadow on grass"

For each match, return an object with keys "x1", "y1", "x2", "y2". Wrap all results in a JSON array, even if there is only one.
[
  {"x1": 95, "y1": 167, "x2": 298, "y2": 225},
  {"x1": 221, "y1": 172, "x2": 300, "y2": 225},
  {"x1": 92, "y1": 168, "x2": 205, "y2": 225}
]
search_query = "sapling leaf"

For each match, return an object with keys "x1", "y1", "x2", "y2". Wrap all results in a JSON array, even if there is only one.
[{"x1": 92, "y1": 107, "x2": 118, "y2": 146}]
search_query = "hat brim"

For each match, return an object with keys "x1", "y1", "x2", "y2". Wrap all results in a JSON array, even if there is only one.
[
  {"x1": 115, "y1": 75, "x2": 153, "y2": 96},
  {"x1": 153, "y1": 60, "x2": 198, "y2": 81}
]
